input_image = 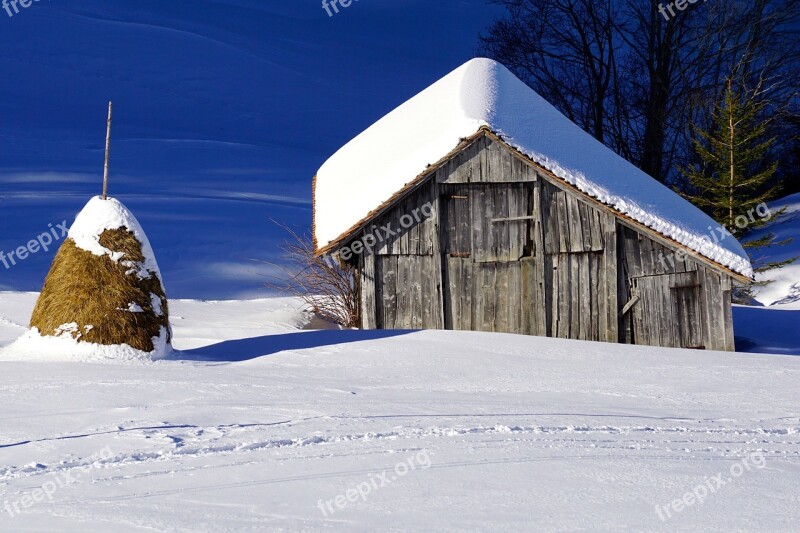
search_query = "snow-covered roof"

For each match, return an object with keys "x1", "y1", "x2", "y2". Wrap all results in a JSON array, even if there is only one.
[{"x1": 314, "y1": 58, "x2": 752, "y2": 278}]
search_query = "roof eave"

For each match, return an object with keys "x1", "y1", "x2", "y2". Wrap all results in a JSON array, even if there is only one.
[{"x1": 313, "y1": 126, "x2": 753, "y2": 284}]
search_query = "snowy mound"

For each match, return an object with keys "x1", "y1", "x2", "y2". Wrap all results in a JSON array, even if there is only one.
[{"x1": 315, "y1": 58, "x2": 752, "y2": 278}]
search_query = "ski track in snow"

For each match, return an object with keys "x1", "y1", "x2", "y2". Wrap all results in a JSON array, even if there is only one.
[{"x1": 2, "y1": 415, "x2": 798, "y2": 484}]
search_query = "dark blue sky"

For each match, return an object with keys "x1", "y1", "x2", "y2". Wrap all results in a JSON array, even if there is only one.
[
  {"x1": 0, "y1": 0, "x2": 505, "y2": 297},
  {"x1": 0, "y1": 0, "x2": 502, "y2": 189}
]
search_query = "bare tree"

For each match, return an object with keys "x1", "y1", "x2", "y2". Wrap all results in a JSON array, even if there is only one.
[
  {"x1": 481, "y1": 0, "x2": 800, "y2": 186},
  {"x1": 480, "y1": 0, "x2": 623, "y2": 147}
]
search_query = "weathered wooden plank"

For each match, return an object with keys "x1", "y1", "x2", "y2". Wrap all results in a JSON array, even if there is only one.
[
  {"x1": 379, "y1": 255, "x2": 397, "y2": 329},
  {"x1": 630, "y1": 278, "x2": 647, "y2": 345},
  {"x1": 566, "y1": 194, "x2": 583, "y2": 253},
  {"x1": 660, "y1": 274, "x2": 673, "y2": 347},
  {"x1": 411, "y1": 257, "x2": 423, "y2": 329},
  {"x1": 578, "y1": 254, "x2": 589, "y2": 340},
  {"x1": 505, "y1": 185, "x2": 518, "y2": 259},
  {"x1": 493, "y1": 186, "x2": 509, "y2": 260},
  {"x1": 590, "y1": 208, "x2": 604, "y2": 251},
  {"x1": 495, "y1": 262, "x2": 510, "y2": 333},
  {"x1": 461, "y1": 258, "x2": 473, "y2": 331},
  {"x1": 483, "y1": 264, "x2": 498, "y2": 331},
  {"x1": 360, "y1": 251, "x2": 377, "y2": 329},
  {"x1": 521, "y1": 258, "x2": 533, "y2": 335},
  {"x1": 561, "y1": 254, "x2": 572, "y2": 338},
  {"x1": 420, "y1": 256, "x2": 433, "y2": 329},
  {"x1": 556, "y1": 191, "x2": 570, "y2": 253},
  {"x1": 624, "y1": 227, "x2": 644, "y2": 279},
  {"x1": 429, "y1": 190, "x2": 445, "y2": 330},
  {"x1": 435, "y1": 134, "x2": 538, "y2": 185},
  {"x1": 542, "y1": 184, "x2": 559, "y2": 255},
  {"x1": 395, "y1": 256, "x2": 409, "y2": 328},
  {"x1": 722, "y1": 278, "x2": 734, "y2": 351},
  {"x1": 544, "y1": 253, "x2": 555, "y2": 337},
  {"x1": 471, "y1": 187, "x2": 487, "y2": 262},
  {"x1": 508, "y1": 261, "x2": 521, "y2": 333},
  {"x1": 531, "y1": 178, "x2": 548, "y2": 337},
  {"x1": 443, "y1": 256, "x2": 457, "y2": 330},
  {"x1": 569, "y1": 253, "x2": 580, "y2": 338},
  {"x1": 602, "y1": 213, "x2": 617, "y2": 342},
  {"x1": 698, "y1": 266, "x2": 713, "y2": 349},
  {"x1": 580, "y1": 203, "x2": 593, "y2": 251},
  {"x1": 702, "y1": 267, "x2": 726, "y2": 351},
  {"x1": 590, "y1": 252, "x2": 600, "y2": 340}
]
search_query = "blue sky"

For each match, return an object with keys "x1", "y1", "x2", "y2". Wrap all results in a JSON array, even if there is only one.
[
  {"x1": 0, "y1": 0, "x2": 501, "y2": 186},
  {"x1": 0, "y1": 0, "x2": 503, "y2": 297}
]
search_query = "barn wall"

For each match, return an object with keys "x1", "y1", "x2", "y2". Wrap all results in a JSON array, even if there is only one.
[
  {"x1": 616, "y1": 223, "x2": 735, "y2": 351},
  {"x1": 355, "y1": 181, "x2": 443, "y2": 330},
  {"x1": 350, "y1": 133, "x2": 735, "y2": 350},
  {"x1": 538, "y1": 180, "x2": 618, "y2": 343},
  {"x1": 437, "y1": 145, "x2": 547, "y2": 336}
]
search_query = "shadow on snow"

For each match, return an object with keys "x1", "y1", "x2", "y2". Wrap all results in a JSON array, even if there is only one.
[{"x1": 172, "y1": 329, "x2": 415, "y2": 362}]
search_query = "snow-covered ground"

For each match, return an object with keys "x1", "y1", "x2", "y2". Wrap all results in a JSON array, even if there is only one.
[
  {"x1": 728, "y1": 193, "x2": 800, "y2": 356},
  {"x1": 0, "y1": 292, "x2": 798, "y2": 531},
  {"x1": 748, "y1": 192, "x2": 800, "y2": 307}
]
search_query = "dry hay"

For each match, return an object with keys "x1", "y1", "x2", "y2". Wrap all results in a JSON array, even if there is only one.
[{"x1": 30, "y1": 227, "x2": 171, "y2": 352}]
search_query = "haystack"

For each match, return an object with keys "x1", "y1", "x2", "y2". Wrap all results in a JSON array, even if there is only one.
[{"x1": 24, "y1": 196, "x2": 171, "y2": 359}]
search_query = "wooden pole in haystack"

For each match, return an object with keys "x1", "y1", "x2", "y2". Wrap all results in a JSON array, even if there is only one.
[{"x1": 102, "y1": 101, "x2": 113, "y2": 200}]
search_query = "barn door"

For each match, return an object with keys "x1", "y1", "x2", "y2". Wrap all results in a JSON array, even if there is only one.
[
  {"x1": 440, "y1": 183, "x2": 535, "y2": 333},
  {"x1": 630, "y1": 272, "x2": 704, "y2": 349}
]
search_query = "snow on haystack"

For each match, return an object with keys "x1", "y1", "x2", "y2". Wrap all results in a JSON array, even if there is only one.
[
  {"x1": 67, "y1": 194, "x2": 162, "y2": 279},
  {"x1": 314, "y1": 58, "x2": 752, "y2": 278},
  {"x1": 3, "y1": 196, "x2": 171, "y2": 362}
]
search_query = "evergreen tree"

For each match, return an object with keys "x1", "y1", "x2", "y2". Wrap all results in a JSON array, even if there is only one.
[{"x1": 682, "y1": 78, "x2": 795, "y2": 300}]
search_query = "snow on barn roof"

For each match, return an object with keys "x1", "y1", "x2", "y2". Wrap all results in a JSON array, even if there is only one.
[{"x1": 314, "y1": 58, "x2": 752, "y2": 278}]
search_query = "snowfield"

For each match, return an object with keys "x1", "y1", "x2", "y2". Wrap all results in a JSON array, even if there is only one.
[{"x1": 1, "y1": 293, "x2": 798, "y2": 531}]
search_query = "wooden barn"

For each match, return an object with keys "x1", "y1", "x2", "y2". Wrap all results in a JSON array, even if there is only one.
[{"x1": 313, "y1": 59, "x2": 753, "y2": 351}]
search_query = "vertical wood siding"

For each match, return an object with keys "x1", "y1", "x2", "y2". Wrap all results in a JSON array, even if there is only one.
[{"x1": 349, "y1": 133, "x2": 735, "y2": 350}]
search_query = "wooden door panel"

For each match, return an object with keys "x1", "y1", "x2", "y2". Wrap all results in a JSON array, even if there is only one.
[{"x1": 630, "y1": 272, "x2": 704, "y2": 348}]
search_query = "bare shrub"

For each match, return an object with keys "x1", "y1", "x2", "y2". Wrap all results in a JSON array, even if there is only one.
[{"x1": 266, "y1": 223, "x2": 359, "y2": 328}]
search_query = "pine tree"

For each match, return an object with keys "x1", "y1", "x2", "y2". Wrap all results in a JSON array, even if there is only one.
[{"x1": 682, "y1": 77, "x2": 795, "y2": 300}]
